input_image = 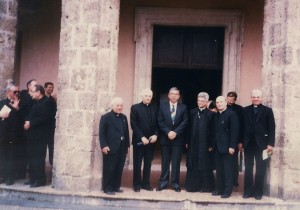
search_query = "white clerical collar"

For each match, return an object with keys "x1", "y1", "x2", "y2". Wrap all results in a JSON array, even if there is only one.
[{"x1": 219, "y1": 107, "x2": 227, "y2": 114}]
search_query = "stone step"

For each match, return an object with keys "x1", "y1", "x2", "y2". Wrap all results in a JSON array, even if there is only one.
[{"x1": 0, "y1": 180, "x2": 299, "y2": 210}]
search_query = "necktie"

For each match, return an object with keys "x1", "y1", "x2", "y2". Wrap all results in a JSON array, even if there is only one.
[{"x1": 171, "y1": 105, "x2": 175, "y2": 124}]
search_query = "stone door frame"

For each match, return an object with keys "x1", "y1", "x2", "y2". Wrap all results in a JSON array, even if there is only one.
[{"x1": 133, "y1": 7, "x2": 243, "y2": 102}]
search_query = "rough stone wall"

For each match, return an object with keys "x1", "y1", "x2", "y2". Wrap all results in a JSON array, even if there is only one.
[
  {"x1": 0, "y1": 0, "x2": 18, "y2": 98},
  {"x1": 53, "y1": 0, "x2": 120, "y2": 191},
  {"x1": 262, "y1": 0, "x2": 300, "y2": 200}
]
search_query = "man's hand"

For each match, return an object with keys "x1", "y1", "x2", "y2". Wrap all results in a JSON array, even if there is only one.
[
  {"x1": 141, "y1": 137, "x2": 150, "y2": 145},
  {"x1": 149, "y1": 135, "x2": 157, "y2": 143},
  {"x1": 267, "y1": 145, "x2": 274, "y2": 155},
  {"x1": 0, "y1": 111, "x2": 9, "y2": 119},
  {"x1": 10, "y1": 99, "x2": 20, "y2": 110},
  {"x1": 229, "y1": 148, "x2": 235, "y2": 155},
  {"x1": 208, "y1": 147, "x2": 213, "y2": 152},
  {"x1": 102, "y1": 146, "x2": 110, "y2": 155},
  {"x1": 168, "y1": 131, "x2": 177, "y2": 140},
  {"x1": 24, "y1": 121, "x2": 30, "y2": 130}
]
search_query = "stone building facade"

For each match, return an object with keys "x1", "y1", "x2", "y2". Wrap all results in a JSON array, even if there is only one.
[{"x1": 1, "y1": 0, "x2": 300, "y2": 200}]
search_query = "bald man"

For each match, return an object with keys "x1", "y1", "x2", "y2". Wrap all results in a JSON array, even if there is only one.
[
  {"x1": 99, "y1": 97, "x2": 130, "y2": 195},
  {"x1": 212, "y1": 96, "x2": 239, "y2": 198},
  {"x1": 242, "y1": 89, "x2": 275, "y2": 200},
  {"x1": 130, "y1": 89, "x2": 158, "y2": 192}
]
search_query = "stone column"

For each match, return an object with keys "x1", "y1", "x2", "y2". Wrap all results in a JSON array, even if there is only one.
[
  {"x1": 262, "y1": 0, "x2": 300, "y2": 200},
  {"x1": 53, "y1": 0, "x2": 120, "y2": 191},
  {"x1": 0, "y1": 0, "x2": 18, "y2": 98}
]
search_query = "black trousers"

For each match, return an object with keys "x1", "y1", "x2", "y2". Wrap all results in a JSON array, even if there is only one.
[
  {"x1": 244, "y1": 141, "x2": 267, "y2": 197},
  {"x1": 133, "y1": 144, "x2": 154, "y2": 188},
  {"x1": 159, "y1": 145, "x2": 183, "y2": 188},
  {"x1": 15, "y1": 135, "x2": 27, "y2": 179},
  {"x1": 0, "y1": 142, "x2": 5, "y2": 179},
  {"x1": 233, "y1": 150, "x2": 239, "y2": 185},
  {"x1": 102, "y1": 141, "x2": 127, "y2": 192},
  {"x1": 27, "y1": 138, "x2": 47, "y2": 184},
  {"x1": 215, "y1": 151, "x2": 234, "y2": 195},
  {"x1": 4, "y1": 142, "x2": 17, "y2": 180},
  {"x1": 47, "y1": 129, "x2": 55, "y2": 166}
]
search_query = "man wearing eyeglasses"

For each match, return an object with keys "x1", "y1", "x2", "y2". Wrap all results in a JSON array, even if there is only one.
[{"x1": 0, "y1": 84, "x2": 22, "y2": 185}]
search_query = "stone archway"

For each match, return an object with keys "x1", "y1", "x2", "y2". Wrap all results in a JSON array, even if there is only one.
[{"x1": 133, "y1": 7, "x2": 243, "y2": 102}]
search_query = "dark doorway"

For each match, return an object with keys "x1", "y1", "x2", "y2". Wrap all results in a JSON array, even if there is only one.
[
  {"x1": 151, "y1": 26, "x2": 225, "y2": 110},
  {"x1": 151, "y1": 26, "x2": 225, "y2": 163}
]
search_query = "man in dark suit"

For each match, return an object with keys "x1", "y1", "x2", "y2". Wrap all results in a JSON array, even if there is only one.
[
  {"x1": 130, "y1": 88, "x2": 158, "y2": 192},
  {"x1": 242, "y1": 89, "x2": 275, "y2": 200},
  {"x1": 24, "y1": 85, "x2": 53, "y2": 188},
  {"x1": 18, "y1": 79, "x2": 38, "y2": 181},
  {"x1": 99, "y1": 97, "x2": 130, "y2": 195},
  {"x1": 156, "y1": 87, "x2": 188, "y2": 192},
  {"x1": 0, "y1": 84, "x2": 22, "y2": 185},
  {"x1": 212, "y1": 96, "x2": 239, "y2": 198},
  {"x1": 44, "y1": 82, "x2": 57, "y2": 166},
  {"x1": 227, "y1": 91, "x2": 244, "y2": 186}
]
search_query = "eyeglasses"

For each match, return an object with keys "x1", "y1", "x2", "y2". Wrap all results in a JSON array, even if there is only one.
[{"x1": 13, "y1": 90, "x2": 20, "y2": 95}]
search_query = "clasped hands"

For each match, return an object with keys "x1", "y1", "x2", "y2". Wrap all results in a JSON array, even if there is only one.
[
  {"x1": 141, "y1": 135, "x2": 157, "y2": 145},
  {"x1": 168, "y1": 131, "x2": 177, "y2": 140}
]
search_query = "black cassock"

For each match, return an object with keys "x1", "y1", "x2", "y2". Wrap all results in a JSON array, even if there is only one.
[{"x1": 185, "y1": 108, "x2": 215, "y2": 192}]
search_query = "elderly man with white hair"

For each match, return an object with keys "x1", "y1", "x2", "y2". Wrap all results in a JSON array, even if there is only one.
[
  {"x1": 130, "y1": 88, "x2": 158, "y2": 192},
  {"x1": 99, "y1": 97, "x2": 130, "y2": 195},
  {"x1": 242, "y1": 89, "x2": 275, "y2": 200},
  {"x1": 185, "y1": 92, "x2": 215, "y2": 192},
  {"x1": 212, "y1": 96, "x2": 239, "y2": 198}
]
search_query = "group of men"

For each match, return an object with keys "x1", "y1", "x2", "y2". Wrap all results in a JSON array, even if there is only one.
[
  {"x1": 0, "y1": 79, "x2": 57, "y2": 187},
  {"x1": 99, "y1": 87, "x2": 275, "y2": 200}
]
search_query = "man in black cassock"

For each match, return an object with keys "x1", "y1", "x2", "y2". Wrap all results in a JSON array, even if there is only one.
[
  {"x1": 99, "y1": 97, "x2": 130, "y2": 195},
  {"x1": 185, "y1": 92, "x2": 215, "y2": 192},
  {"x1": 130, "y1": 88, "x2": 158, "y2": 192}
]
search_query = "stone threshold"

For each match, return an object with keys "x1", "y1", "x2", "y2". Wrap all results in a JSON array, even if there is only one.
[{"x1": 0, "y1": 180, "x2": 299, "y2": 209}]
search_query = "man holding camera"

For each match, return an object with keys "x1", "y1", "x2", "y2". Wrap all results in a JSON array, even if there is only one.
[{"x1": 130, "y1": 88, "x2": 158, "y2": 192}]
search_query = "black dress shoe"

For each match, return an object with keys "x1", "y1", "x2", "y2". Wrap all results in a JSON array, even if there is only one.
[
  {"x1": 212, "y1": 190, "x2": 222, "y2": 196},
  {"x1": 221, "y1": 193, "x2": 231, "y2": 198},
  {"x1": 24, "y1": 180, "x2": 34, "y2": 185},
  {"x1": 134, "y1": 187, "x2": 140, "y2": 192},
  {"x1": 0, "y1": 178, "x2": 5, "y2": 184},
  {"x1": 174, "y1": 187, "x2": 181, "y2": 192},
  {"x1": 255, "y1": 195, "x2": 262, "y2": 200},
  {"x1": 115, "y1": 189, "x2": 123, "y2": 193},
  {"x1": 104, "y1": 191, "x2": 115, "y2": 195},
  {"x1": 156, "y1": 186, "x2": 166, "y2": 191},
  {"x1": 243, "y1": 193, "x2": 253, "y2": 198},
  {"x1": 5, "y1": 179, "x2": 14, "y2": 186},
  {"x1": 30, "y1": 181, "x2": 45, "y2": 188},
  {"x1": 142, "y1": 185, "x2": 153, "y2": 191}
]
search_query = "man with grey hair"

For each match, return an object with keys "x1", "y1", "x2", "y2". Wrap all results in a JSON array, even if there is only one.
[
  {"x1": 0, "y1": 83, "x2": 22, "y2": 185},
  {"x1": 156, "y1": 87, "x2": 188, "y2": 192},
  {"x1": 99, "y1": 97, "x2": 130, "y2": 195},
  {"x1": 130, "y1": 88, "x2": 158, "y2": 192},
  {"x1": 212, "y1": 96, "x2": 239, "y2": 198},
  {"x1": 242, "y1": 89, "x2": 275, "y2": 200},
  {"x1": 185, "y1": 92, "x2": 215, "y2": 192}
]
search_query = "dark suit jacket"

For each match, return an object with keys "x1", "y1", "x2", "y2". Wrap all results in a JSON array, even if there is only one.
[
  {"x1": 213, "y1": 108, "x2": 239, "y2": 154},
  {"x1": 25, "y1": 96, "x2": 53, "y2": 140},
  {"x1": 130, "y1": 102, "x2": 158, "y2": 146},
  {"x1": 227, "y1": 103, "x2": 244, "y2": 144},
  {"x1": 0, "y1": 99, "x2": 22, "y2": 143},
  {"x1": 157, "y1": 102, "x2": 188, "y2": 146},
  {"x1": 99, "y1": 111, "x2": 130, "y2": 154},
  {"x1": 243, "y1": 104, "x2": 275, "y2": 149}
]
